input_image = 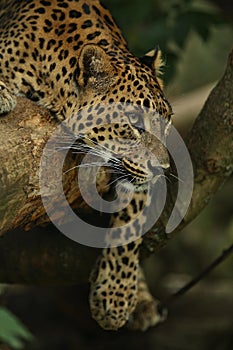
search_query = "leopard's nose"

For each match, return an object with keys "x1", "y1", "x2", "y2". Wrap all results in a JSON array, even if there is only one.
[{"x1": 148, "y1": 160, "x2": 168, "y2": 177}]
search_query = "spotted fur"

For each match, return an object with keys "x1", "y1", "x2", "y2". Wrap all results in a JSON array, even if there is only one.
[{"x1": 0, "y1": 0, "x2": 172, "y2": 331}]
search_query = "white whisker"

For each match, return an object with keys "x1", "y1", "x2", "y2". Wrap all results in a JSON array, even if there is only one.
[
  {"x1": 63, "y1": 162, "x2": 108, "y2": 174},
  {"x1": 169, "y1": 172, "x2": 183, "y2": 183}
]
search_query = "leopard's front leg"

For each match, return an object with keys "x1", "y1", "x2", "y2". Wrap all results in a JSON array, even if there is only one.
[
  {"x1": 89, "y1": 182, "x2": 167, "y2": 331},
  {"x1": 90, "y1": 186, "x2": 161, "y2": 330},
  {"x1": 89, "y1": 188, "x2": 148, "y2": 330}
]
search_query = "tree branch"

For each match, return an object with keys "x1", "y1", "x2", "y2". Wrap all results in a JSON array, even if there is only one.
[
  {"x1": 166, "y1": 243, "x2": 233, "y2": 302},
  {"x1": 142, "y1": 48, "x2": 233, "y2": 255},
  {"x1": 0, "y1": 49, "x2": 232, "y2": 284}
]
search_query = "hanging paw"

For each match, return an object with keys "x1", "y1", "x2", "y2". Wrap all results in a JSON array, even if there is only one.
[
  {"x1": 127, "y1": 267, "x2": 167, "y2": 331},
  {"x1": 0, "y1": 81, "x2": 17, "y2": 114},
  {"x1": 127, "y1": 298, "x2": 167, "y2": 331}
]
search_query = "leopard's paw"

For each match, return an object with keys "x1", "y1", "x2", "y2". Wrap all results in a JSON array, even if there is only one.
[
  {"x1": 0, "y1": 81, "x2": 17, "y2": 114},
  {"x1": 127, "y1": 299, "x2": 167, "y2": 331}
]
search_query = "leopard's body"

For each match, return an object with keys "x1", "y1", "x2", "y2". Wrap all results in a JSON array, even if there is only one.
[{"x1": 0, "y1": 0, "x2": 172, "y2": 330}]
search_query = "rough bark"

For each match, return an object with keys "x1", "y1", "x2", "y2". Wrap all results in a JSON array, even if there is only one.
[
  {"x1": 0, "y1": 49, "x2": 232, "y2": 285},
  {"x1": 142, "y1": 48, "x2": 233, "y2": 255}
]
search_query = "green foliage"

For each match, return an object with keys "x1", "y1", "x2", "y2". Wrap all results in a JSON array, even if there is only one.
[
  {"x1": 102, "y1": 0, "x2": 228, "y2": 82},
  {"x1": 0, "y1": 307, "x2": 33, "y2": 349}
]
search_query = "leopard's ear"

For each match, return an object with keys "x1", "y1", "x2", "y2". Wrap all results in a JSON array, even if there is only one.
[
  {"x1": 140, "y1": 48, "x2": 164, "y2": 88},
  {"x1": 77, "y1": 44, "x2": 115, "y2": 89}
]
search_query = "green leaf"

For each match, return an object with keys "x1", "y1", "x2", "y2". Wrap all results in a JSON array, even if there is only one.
[{"x1": 0, "y1": 307, "x2": 33, "y2": 349}]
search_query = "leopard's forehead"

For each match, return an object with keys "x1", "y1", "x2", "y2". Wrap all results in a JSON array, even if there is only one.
[
  {"x1": 99, "y1": 61, "x2": 170, "y2": 114},
  {"x1": 75, "y1": 55, "x2": 172, "y2": 123}
]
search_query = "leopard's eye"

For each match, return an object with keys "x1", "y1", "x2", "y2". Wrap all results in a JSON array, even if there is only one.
[
  {"x1": 127, "y1": 112, "x2": 140, "y2": 124},
  {"x1": 126, "y1": 112, "x2": 145, "y2": 131}
]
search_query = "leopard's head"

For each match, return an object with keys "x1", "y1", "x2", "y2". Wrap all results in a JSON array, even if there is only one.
[{"x1": 69, "y1": 44, "x2": 173, "y2": 191}]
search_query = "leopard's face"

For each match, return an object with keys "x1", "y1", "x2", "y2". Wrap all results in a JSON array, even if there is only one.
[{"x1": 69, "y1": 45, "x2": 172, "y2": 192}]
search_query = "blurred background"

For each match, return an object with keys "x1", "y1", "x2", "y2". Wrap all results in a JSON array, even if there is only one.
[{"x1": 0, "y1": 0, "x2": 232, "y2": 349}]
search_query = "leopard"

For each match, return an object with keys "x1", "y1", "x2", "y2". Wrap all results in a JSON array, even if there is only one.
[{"x1": 0, "y1": 0, "x2": 173, "y2": 331}]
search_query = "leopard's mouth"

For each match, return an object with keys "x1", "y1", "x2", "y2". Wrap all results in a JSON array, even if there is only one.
[
  {"x1": 107, "y1": 158, "x2": 151, "y2": 192},
  {"x1": 108, "y1": 156, "x2": 169, "y2": 192}
]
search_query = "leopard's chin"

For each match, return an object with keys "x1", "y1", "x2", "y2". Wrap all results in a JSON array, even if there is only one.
[{"x1": 117, "y1": 177, "x2": 149, "y2": 193}]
